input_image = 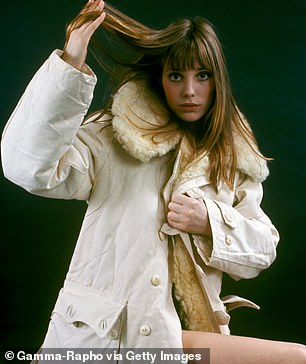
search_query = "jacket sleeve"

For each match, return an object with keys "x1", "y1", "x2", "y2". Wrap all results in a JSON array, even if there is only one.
[
  {"x1": 193, "y1": 177, "x2": 279, "y2": 280},
  {"x1": 1, "y1": 50, "x2": 108, "y2": 201}
]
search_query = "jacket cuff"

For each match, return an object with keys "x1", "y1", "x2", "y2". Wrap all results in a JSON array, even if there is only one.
[
  {"x1": 48, "y1": 49, "x2": 97, "y2": 94},
  {"x1": 193, "y1": 197, "x2": 261, "y2": 279}
]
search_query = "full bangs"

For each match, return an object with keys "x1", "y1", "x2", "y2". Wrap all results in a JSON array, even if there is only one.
[{"x1": 163, "y1": 35, "x2": 213, "y2": 73}]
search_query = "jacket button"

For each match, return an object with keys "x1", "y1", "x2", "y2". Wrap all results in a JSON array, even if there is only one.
[
  {"x1": 110, "y1": 328, "x2": 119, "y2": 339},
  {"x1": 139, "y1": 324, "x2": 151, "y2": 336},
  {"x1": 151, "y1": 275, "x2": 161, "y2": 286},
  {"x1": 225, "y1": 235, "x2": 233, "y2": 246}
]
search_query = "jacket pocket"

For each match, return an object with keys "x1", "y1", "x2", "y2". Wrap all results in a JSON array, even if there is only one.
[{"x1": 52, "y1": 288, "x2": 126, "y2": 339}]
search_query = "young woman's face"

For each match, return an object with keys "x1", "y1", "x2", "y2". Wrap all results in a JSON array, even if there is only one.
[{"x1": 162, "y1": 66, "x2": 215, "y2": 122}]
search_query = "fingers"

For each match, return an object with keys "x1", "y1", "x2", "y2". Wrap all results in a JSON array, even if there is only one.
[
  {"x1": 77, "y1": 0, "x2": 105, "y2": 33},
  {"x1": 91, "y1": 0, "x2": 105, "y2": 14},
  {"x1": 167, "y1": 194, "x2": 210, "y2": 235},
  {"x1": 167, "y1": 211, "x2": 181, "y2": 231},
  {"x1": 80, "y1": 0, "x2": 105, "y2": 15},
  {"x1": 171, "y1": 194, "x2": 191, "y2": 205},
  {"x1": 167, "y1": 195, "x2": 192, "y2": 228},
  {"x1": 168, "y1": 194, "x2": 196, "y2": 213},
  {"x1": 168, "y1": 196, "x2": 185, "y2": 214},
  {"x1": 168, "y1": 201, "x2": 181, "y2": 214},
  {"x1": 84, "y1": 10, "x2": 106, "y2": 34}
]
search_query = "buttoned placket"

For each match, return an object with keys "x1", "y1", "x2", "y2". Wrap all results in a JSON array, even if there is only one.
[{"x1": 141, "y1": 153, "x2": 182, "y2": 341}]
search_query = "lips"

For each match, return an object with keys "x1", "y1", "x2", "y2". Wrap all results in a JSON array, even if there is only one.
[
  {"x1": 179, "y1": 103, "x2": 200, "y2": 106},
  {"x1": 178, "y1": 103, "x2": 200, "y2": 111}
]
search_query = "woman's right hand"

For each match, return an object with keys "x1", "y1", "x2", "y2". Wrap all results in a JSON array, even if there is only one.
[{"x1": 62, "y1": 0, "x2": 106, "y2": 73}]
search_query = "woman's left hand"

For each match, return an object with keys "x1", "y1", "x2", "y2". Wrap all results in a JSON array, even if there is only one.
[{"x1": 167, "y1": 194, "x2": 212, "y2": 236}]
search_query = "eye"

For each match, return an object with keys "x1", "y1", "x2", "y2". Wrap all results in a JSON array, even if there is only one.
[
  {"x1": 198, "y1": 70, "x2": 210, "y2": 81},
  {"x1": 169, "y1": 72, "x2": 182, "y2": 82}
]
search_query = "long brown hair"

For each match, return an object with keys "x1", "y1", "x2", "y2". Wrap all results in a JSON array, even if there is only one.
[{"x1": 66, "y1": 3, "x2": 269, "y2": 189}]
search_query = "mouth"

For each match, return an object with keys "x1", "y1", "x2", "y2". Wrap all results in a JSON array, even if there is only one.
[{"x1": 178, "y1": 103, "x2": 201, "y2": 111}]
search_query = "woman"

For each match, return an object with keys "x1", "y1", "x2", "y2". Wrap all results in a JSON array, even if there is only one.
[{"x1": 1, "y1": 0, "x2": 305, "y2": 362}]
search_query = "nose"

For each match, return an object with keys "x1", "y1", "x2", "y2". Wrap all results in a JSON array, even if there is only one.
[{"x1": 182, "y1": 78, "x2": 195, "y2": 98}]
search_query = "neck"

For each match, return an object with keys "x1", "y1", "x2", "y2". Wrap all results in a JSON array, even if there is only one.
[{"x1": 175, "y1": 117, "x2": 209, "y2": 146}]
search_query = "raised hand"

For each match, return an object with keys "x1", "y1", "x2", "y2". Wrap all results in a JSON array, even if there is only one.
[{"x1": 62, "y1": 0, "x2": 106, "y2": 73}]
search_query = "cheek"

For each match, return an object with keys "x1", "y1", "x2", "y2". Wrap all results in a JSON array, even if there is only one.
[
  {"x1": 208, "y1": 80, "x2": 215, "y2": 98},
  {"x1": 162, "y1": 81, "x2": 176, "y2": 107},
  {"x1": 161, "y1": 78, "x2": 169, "y2": 97},
  {"x1": 203, "y1": 82, "x2": 215, "y2": 105}
]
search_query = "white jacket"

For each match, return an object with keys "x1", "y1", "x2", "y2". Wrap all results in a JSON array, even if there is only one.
[{"x1": 1, "y1": 50, "x2": 279, "y2": 349}]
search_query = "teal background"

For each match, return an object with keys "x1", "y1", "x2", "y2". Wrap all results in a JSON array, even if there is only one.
[{"x1": 1, "y1": 0, "x2": 305, "y2": 350}]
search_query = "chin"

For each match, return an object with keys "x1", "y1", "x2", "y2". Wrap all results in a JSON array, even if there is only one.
[
  {"x1": 180, "y1": 116, "x2": 202, "y2": 123},
  {"x1": 175, "y1": 112, "x2": 205, "y2": 123}
]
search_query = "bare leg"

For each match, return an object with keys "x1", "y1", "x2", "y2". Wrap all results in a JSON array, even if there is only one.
[{"x1": 182, "y1": 330, "x2": 306, "y2": 364}]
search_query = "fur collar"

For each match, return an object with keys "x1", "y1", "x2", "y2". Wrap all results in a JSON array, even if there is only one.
[{"x1": 111, "y1": 81, "x2": 269, "y2": 182}]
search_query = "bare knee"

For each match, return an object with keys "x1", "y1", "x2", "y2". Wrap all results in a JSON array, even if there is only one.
[
  {"x1": 272, "y1": 342, "x2": 306, "y2": 364},
  {"x1": 292, "y1": 343, "x2": 306, "y2": 364},
  {"x1": 182, "y1": 330, "x2": 306, "y2": 364}
]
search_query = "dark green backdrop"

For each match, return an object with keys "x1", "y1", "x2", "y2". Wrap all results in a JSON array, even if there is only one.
[{"x1": 1, "y1": 0, "x2": 305, "y2": 351}]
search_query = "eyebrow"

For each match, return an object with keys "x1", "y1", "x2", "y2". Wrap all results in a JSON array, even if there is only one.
[{"x1": 165, "y1": 68, "x2": 208, "y2": 72}]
